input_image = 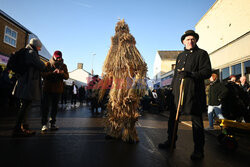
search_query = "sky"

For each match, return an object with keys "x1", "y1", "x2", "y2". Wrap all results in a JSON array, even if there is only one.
[{"x1": 1, "y1": 0, "x2": 215, "y2": 78}]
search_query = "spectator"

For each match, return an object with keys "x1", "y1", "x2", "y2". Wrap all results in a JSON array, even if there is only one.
[
  {"x1": 222, "y1": 75, "x2": 247, "y2": 121},
  {"x1": 206, "y1": 73, "x2": 228, "y2": 130},
  {"x1": 78, "y1": 85, "x2": 86, "y2": 105},
  {"x1": 90, "y1": 76, "x2": 100, "y2": 115},
  {"x1": 60, "y1": 81, "x2": 68, "y2": 105},
  {"x1": 41, "y1": 50, "x2": 69, "y2": 132},
  {"x1": 156, "y1": 88, "x2": 166, "y2": 112},
  {"x1": 71, "y1": 81, "x2": 78, "y2": 107},
  {"x1": 0, "y1": 68, "x2": 12, "y2": 113},
  {"x1": 0, "y1": 66, "x2": 2, "y2": 75},
  {"x1": 12, "y1": 38, "x2": 45, "y2": 137},
  {"x1": 239, "y1": 76, "x2": 249, "y2": 92},
  {"x1": 229, "y1": 75, "x2": 236, "y2": 83},
  {"x1": 151, "y1": 89, "x2": 158, "y2": 103}
]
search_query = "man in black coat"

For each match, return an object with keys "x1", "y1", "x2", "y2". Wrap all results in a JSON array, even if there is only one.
[
  {"x1": 206, "y1": 73, "x2": 228, "y2": 130},
  {"x1": 158, "y1": 30, "x2": 212, "y2": 160}
]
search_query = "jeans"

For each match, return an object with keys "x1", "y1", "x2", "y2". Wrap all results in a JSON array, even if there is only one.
[
  {"x1": 207, "y1": 105, "x2": 224, "y2": 128},
  {"x1": 42, "y1": 92, "x2": 60, "y2": 125}
]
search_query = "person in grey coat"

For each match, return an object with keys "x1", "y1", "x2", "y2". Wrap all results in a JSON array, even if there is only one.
[
  {"x1": 158, "y1": 30, "x2": 212, "y2": 160},
  {"x1": 12, "y1": 38, "x2": 45, "y2": 137}
]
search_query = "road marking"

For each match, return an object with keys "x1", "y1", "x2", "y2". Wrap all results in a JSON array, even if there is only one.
[
  {"x1": 181, "y1": 121, "x2": 192, "y2": 127},
  {"x1": 137, "y1": 122, "x2": 167, "y2": 161}
]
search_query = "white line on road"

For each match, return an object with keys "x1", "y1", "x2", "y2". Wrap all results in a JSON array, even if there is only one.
[{"x1": 180, "y1": 121, "x2": 192, "y2": 127}]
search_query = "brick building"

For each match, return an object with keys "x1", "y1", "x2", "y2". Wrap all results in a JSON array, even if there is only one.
[{"x1": 0, "y1": 9, "x2": 51, "y2": 68}]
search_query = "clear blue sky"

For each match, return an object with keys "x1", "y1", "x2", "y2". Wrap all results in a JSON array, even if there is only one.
[{"x1": 1, "y1": 0, "x2": 215, "y2": 78}]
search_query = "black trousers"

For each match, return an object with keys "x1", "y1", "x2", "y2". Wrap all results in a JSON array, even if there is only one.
[
  {"x1": 71, "y1": 94, "x2": 77, "y2": 105},
  {"x1": 167, "y1": 109, "x2": 205, "y2": 153},
  {"x1": 14, "y1": 99, "x2": 32, "y2": 130},
  {"x1": 61, "y1": 93, "x2": 67, "y2": 104},
  {"x1": 41, "y1": 92, "x2": 60, "y2": 125}
]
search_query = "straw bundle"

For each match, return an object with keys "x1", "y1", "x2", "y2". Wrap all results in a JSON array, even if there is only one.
[{"x1": 100, "y1": 19, "x2": 147, "y2": 143}]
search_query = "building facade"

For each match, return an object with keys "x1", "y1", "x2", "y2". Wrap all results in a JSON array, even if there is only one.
[
  {"x1": 68, "y1": 63, "x2": 92, "y2": 87},
  {"x1": 195, "y1": 0, "x2": 250, "y2": 81},
  {"x1": 0, "y1": 10, "x2": 51, "y2": 68},
  {"x1": 153, "y1": 50, "x2": 182, "y2": 88}
]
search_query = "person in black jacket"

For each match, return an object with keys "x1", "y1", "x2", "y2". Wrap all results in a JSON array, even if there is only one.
[
  {"x1": 158, "y1": 30, "x2": 212, "y2": 160},
  {"x1": 78, "y1": 85, "x2": 86, "y2": 105},
  {"x1": 71, "y1": 81, "x2": 78, "y2": 107},
  {"x1": 240, "y1": 76, "x2": 249, "y2": 93},
  {"x1": 206, "y1": 73, "x2": 228, "y2": 130},
  {"x1": 12, "y1": 38, "x2": 45, "y2": 137},
  {"x1": 222, "y1": 75, "x2": 249, "y2": 122}
]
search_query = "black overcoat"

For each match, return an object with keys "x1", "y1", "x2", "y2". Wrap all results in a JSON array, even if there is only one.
[
  {"x1": 12, "y1": 44, "x2": 45, "y2": 101},
  {"x1": 208, "y1": 79, "x2": 228, "y2": 106},
  {"x1": 171, "y1": 46, "x2": 212, "y2": 116}
]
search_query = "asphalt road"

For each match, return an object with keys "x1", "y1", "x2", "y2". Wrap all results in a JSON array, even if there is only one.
[{"x1": 0, "y1": 102, "x2": 249, "y2": 167}]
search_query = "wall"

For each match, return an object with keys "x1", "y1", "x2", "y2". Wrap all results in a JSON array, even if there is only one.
[
  {"x1": 195, "y1": 0, "x2": 250, "y2": 54},
  {"x1": 161, "y1": 59, "x2": 176, "y2": 73},
  {"x1": 210, "y1": 32, "x2": 250, "y2": 69},
  {"x1": 153, "y1": 52, "x2": 161, "y2": 82},
  {"x1": 0, "y1": 15, "x2": 28, "y2": 56}
]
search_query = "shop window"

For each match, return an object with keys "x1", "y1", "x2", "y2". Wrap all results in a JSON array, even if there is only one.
[
  {"x1": 4, "y1": 26, "x2": 17, "y2": 47},
  {"x1": 231, "y1": 63, "x2": 241, "y2": 75},
  {"x1": 221, "y1": 67, "x2": 229, "y2": 80},
  {"x1": 244, "y1": 60, "x2": 250, "y2": 74}
]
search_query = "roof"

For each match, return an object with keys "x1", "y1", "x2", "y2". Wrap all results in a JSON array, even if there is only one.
[
  {"x1": 157, "y1": 50, "x2": 182, "y2": 60},
  {"x1": 69, "y1": 68, "x2": 92, "y2": 75},
  {"x1": 0, "y1": 9, "x2": 32, "y2": 34}
]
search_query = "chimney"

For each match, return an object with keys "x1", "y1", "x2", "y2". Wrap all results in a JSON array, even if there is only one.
[{"x1": 77, "y1": 63, "x2": 83, "y2": 69}]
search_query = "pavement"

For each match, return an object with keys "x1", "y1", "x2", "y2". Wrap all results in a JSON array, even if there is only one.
[
  {"x1": 158, "y1": 109, "x2": 250, "y2": 151},
  {"x1": 158, "y1": 110, "x2": 219, "y2": 134}
]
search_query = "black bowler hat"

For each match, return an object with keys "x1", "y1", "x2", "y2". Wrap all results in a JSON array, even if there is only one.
[{"x1": 181, "y1": 30, "x2": 199, "y2": 43}]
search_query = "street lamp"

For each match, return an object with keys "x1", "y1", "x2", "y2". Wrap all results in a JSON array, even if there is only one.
[{"x1": 91, "y1": 53, "x2": 96, "y2": 75}]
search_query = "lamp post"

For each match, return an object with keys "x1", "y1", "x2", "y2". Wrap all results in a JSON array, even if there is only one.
[{"x1": 91, "y1": 53, "x2": 96, "y2": 75}]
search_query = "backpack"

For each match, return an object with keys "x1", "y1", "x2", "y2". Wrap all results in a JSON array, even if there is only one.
[{"x1": 7, "y1": 48, "x2": 29, "y2": 75}]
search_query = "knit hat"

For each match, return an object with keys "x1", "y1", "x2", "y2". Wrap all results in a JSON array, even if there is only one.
[
  {"x1": 29, "y1": 38, "x2": 42, "y2": 48},
  {"x1": 229, "y1": 75, "x2": 236, "y2": 79},
  {"x1": 53, "y1": 50, "x2": 62, "y2": 58},
  {"x1": 181, "y1": 30, "x2": 199, "y2": 43}
]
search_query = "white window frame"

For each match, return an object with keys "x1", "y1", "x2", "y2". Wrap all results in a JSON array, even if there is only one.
[{"x1": 3, "y1": 26, "x2": 18, "y2": 48}]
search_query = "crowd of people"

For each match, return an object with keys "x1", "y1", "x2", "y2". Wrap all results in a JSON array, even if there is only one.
[{"x1": 0, "y1": 38, "x2": 105, "y2": 137}]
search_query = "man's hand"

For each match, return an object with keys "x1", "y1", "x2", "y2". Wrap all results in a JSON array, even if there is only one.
[
  {"x1": 178, "y1": 70, "x2": 193, "y2": 78},
  {"x1": 53, "y1": 69, "x2": 60, "y2": 73}
]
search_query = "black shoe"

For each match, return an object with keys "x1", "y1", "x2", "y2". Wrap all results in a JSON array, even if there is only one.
[
  {"x1": 126, "y1": 138, "x2": 139, "y2": 144},
  {"x1": 22, "y1": 124, "x2": 36, "y2": 135},
  {"x1": 158, "y1": 141, "x2": 175, "y2": 149},
  {"x1": 12, "y1": 129, "x2": 34, "y2": 137},
  {"x1": 190, "y1": 152, "x2": 204, "y2": 160},
  {"x1": 49, "y1": 123, "x2": 59, "y2": 131}
]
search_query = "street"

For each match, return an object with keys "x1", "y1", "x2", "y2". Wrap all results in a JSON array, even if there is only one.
[{"x1": 0, "y1": 102, "x2": 249, "y2": 167}]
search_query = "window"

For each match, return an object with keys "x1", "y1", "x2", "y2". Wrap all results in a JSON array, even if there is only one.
[
  {"x1": 244, "y1": 60, "x2": 250, "y2": 74},
  {"x1": 231, "y1": 63, "x2": 241, "y2": 75},
  {"x1": 4, "y1": 26, "x2": 17, "y2": 47},
  {"x1": 221, "y1": 67, "x2": 229, "y2": 80}
]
